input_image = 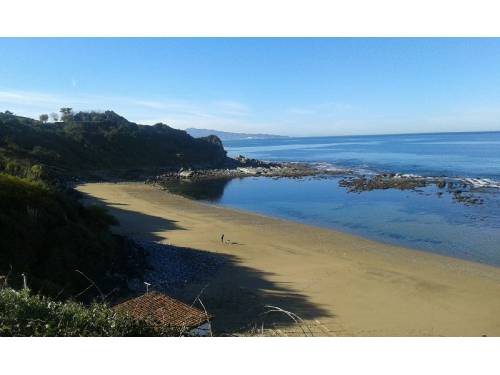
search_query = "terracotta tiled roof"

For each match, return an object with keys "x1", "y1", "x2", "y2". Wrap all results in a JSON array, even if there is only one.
[{"x1": 112, "y1": 291, "x2": 210, "y2": 329}]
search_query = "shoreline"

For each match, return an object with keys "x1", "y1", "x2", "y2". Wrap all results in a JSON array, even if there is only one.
[
  {"x1": 77, "y1": 182, "x2": 500, "y2": 336},
  {"x1": 152, "y1": 178, "x2": 498, "y2": 266}
]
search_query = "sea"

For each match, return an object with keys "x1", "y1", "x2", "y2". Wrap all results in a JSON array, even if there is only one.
[{"x1": 168, "y1": 132, "x2": 500, "y2": 267}]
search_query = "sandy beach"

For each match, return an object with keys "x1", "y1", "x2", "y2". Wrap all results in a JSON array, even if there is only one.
[{"x1": 77, "y1": 182, "x2": 500, "y2": 336}]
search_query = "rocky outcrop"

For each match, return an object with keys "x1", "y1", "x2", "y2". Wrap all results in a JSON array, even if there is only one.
[
  {"x1": 179, "y1": 168, "x2": 195, "y2": 178},
  {"x1": 235, "y1": 155, "x2": 280, "y2": 168},
  {"x1": 146, "y1": 161, "x2": 346, "y2": 185},
  {"x1": 339, "y1": 174, "x2": 427, "y2": 192},
  {"x1": 339, "y1": 173, "x2": 487, "y2": 206}
]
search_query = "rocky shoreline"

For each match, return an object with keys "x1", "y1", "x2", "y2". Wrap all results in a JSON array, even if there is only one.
[
  {"x1": 139, "y1": 155, "x2": 497, "y2": 208},
  {"x1": 145, "y1": 155, "x2": 347, "y2": 184},
  {"x1": 127, "y1": 239, "x2": 226, "y2": 298},
  {"x1": 339, "y1": 173, "x2": 489, "y2": 206}
]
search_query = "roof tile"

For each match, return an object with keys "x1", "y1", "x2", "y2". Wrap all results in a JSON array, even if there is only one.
[{"x1": 113, "y1": 291, "x2": 210, "y2": 329}]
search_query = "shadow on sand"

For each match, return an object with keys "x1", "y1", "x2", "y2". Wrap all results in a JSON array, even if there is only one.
[
  {"x1": 179, "y1": 251, "x2": 335, "y2": 335},
  {"x1": 79, "y1": 189, "x2": 334, "y2": 335},
  {"x1": 79, "y1": 190, "x2": 186, "y2": 242}
]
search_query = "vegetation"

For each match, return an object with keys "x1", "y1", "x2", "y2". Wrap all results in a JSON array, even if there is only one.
[
  {"x1": 0, "y1": 109, "x2": 230, "y2": 335},
  {"x1": 59, "y1": 107, "x2": 74, "y2": 122},
  {"x1": 0, "y1": 110, "x2": 228, "y2": 300},
  {"x1": 0, "y1": 110, "x2": 228, "y2": 180},
  {"x1": 0, "y1": 172, "x2": 145, "y2": 299},
  {"x1": 49, "y1": 112, "x2": 59, "y2": 122},
  {"x1": 0, "y1": 288, "x2": 172, "y2": 336},
  {"x1": 38, "y1": 114, "x2": 49, "y2": 123}
]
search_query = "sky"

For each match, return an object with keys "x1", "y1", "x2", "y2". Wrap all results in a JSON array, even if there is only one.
[{"x1": 1, "y1": 38, "x2": 500, "y2": 136}]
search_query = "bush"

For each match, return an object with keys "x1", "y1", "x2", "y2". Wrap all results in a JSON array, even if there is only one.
[
  {"x1": 0, "y1": 288, "x2": 170, "y2": 336},
  {"x1": 0, "y1": 110, "x2": 228, "y2": 177},
  {"x1": 0, "y1": 173, "x2": 140, "y2": 299}
]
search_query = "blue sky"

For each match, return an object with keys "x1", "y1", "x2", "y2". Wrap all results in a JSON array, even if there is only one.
[{"x1": 1, "y1": 38, "x2": 500, "y2": 136}]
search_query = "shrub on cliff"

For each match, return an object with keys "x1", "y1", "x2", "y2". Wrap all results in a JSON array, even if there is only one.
[
  {"x1": 0, "y1": 110, "x2": 228, "y2": 178},
  {"x1": 0, "y1": 288, "x2": 167, "y2": 336},
  {"x1": 0, "y1": 173, "x2": 141, "y2": 299}
]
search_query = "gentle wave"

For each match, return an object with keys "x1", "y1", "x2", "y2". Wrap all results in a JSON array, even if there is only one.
[
  {"x1": 414, "y1": 141, "x2": 500, "y2": 145},
  {"x1": 227, "y1": 141, "x2": 382, "y2": 154}
]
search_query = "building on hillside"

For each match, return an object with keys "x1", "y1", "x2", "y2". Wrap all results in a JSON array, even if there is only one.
[{"x1": 112, "y1": 291, "x2": 212, "y2": 336}]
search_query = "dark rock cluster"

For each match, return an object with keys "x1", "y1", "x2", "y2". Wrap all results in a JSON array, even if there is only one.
[
  {"x1": 339, "y1": 173, "x2": 488, "y2": 206},
  {"x1": 146, "y1": 159, "x2": 345, "y2": 185},
  {"x1": 339, "y1": 173, "x2": 427, "y2": 192}
]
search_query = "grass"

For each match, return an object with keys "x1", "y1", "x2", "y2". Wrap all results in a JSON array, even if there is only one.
[
  {"x1": 0, "y1": 172, "x2": 143, "y2": 299},
  {"x1": 0, "y1": 287, "x2": 177, "y2": 337}
]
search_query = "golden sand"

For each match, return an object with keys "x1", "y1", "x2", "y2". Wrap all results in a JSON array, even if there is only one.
[{"x1": 77, "y1": 182, "x2": 500, "y2": 336}]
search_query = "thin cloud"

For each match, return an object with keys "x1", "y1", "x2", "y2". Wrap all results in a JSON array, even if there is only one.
[
  {"x1": 0, "y1": 90, "x2": 61, "y2": 106},
  {"x1": 0, "y1": 89, "x2": 254, "y2": 131},
  {"x1": 3, "y1": 89, "x2": 498, "y2": 136},
  {"x1": 212, "y1": 100, "x2": 250, "y2": 116}
]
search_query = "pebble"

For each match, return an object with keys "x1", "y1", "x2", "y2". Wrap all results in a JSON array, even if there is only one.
[{"x1": 128, "y1": 239, "x2": 226, "y2": 295}]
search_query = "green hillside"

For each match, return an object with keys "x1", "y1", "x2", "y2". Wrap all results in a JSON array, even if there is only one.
[
  {"x1": 0, "y1": 110, "x2": 228, "y2": 180},
  {"x1": 0, "y1": 173, "x2": 145, "y2": 299},
  {"x1": 0, "y1": 109, "x2": 228, "y2": 301}
]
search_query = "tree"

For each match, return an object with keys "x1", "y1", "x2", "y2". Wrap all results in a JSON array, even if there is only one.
[
  {"x1": 60, "y1": 107, "x2": 73, "y2": 122},
  {"x1": 4, "y1": 110, "x2": 13, "y2": 115},
  {"x1": 50, "y1": 112, "x2": 59, "y2": 122},
  {"x1": 39, "y1": 114, "x2": 49, "y2": 123}
]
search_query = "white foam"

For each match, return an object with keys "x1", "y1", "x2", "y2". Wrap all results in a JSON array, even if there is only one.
[
  {"x1": 311, "y1": 162, "x2": 348, "y2": 172},
  {"x1": 462, "y1": 178, "x2": 500, "y2": 189},
  {"x1": 289, "y1": 161, "x2": 500, "y2": 190},
  {"x1": 398, "y1": 173, "x2": 424, "y2": 179}
]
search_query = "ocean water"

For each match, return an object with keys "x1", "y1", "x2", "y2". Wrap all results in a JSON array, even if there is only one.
[
  {"x1": 225, "y1": 132, "x2": 500, "y2": 180},
  {"x1": 168, "y1": 132, "x2": 500, "y2": 266}
]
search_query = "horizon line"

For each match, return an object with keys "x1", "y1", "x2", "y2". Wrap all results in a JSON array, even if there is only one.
[{"x1": 5, "y1": 110, "x2": 500, "y2": 140}]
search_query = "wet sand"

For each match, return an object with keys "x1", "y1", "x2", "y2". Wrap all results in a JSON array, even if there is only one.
[{"x1": 77, "y1": 182, "x2": 500, "y2": 336}]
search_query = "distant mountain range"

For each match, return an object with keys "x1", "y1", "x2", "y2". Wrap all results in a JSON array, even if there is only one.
[{"x1": 185, "y1": 128, "x2": 288, "y2": 141}]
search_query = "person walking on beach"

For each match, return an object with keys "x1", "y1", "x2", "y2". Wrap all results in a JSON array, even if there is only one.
[{"x1": 220, "y1": 234, "x2": 225, "y2": 243}]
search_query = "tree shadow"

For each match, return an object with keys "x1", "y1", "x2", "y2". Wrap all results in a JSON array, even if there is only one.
[
  {"x1": 173, "y1": 248, "x2": 335, "y2": 334},
  {"x1": 78, "y1": 191, "x2": 186, "y2": 242}
]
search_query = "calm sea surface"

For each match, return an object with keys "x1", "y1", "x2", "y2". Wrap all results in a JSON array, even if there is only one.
[{"x1": 169, "y1": 132, "x2": 500, "y2": 266}]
